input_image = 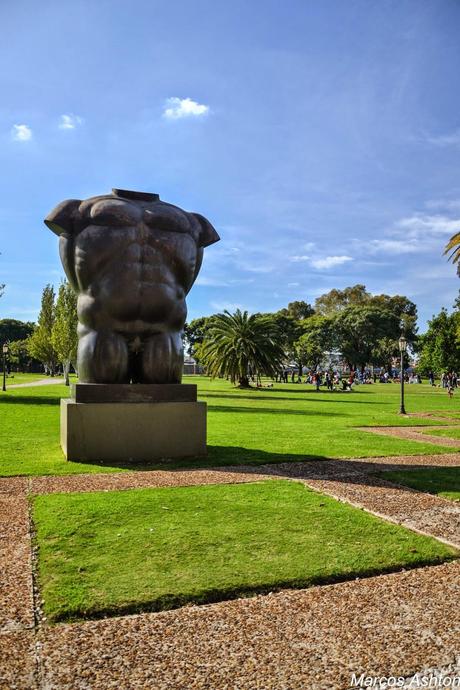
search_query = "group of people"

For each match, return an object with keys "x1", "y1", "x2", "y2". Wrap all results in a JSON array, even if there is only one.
[
  {"x1": 275, "y1": 369, "x2": 355, "y2": 392},
  {"x1": 431, "y1": 371, "x2": 459, "y2": 397},
  {"x1": 274, "y1": 367, "x2": 458, "y2": 397}
]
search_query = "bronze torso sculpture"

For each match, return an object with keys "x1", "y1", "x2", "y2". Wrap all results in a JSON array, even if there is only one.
[{"x1": 45, "y1": 189, "x2": 219, "y2": 384}]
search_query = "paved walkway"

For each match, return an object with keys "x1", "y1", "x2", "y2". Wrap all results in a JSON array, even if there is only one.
[
  {"x1": 5, "y1": 378, "x2": 65, "y2": 390},
  {"x1": 1, "y1": 449, "x2": 459, "y2": 689}
]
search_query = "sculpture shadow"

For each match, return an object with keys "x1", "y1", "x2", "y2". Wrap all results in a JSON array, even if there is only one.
[
  {"x1": 0, "y1": 394, "x2": 62, "y2": 406},
  {"x1": 205, "y1": 405, "x2": 347, "y2": 417},
  {"x1": 201, "y1": 393, "x2": 392, "y2": 406},
  {"x1": 70, "y1": 446, "x2": 329, "y2": 472},
  {"x1": 66, "y1": 445, "x2": 460, "y2": 481}
]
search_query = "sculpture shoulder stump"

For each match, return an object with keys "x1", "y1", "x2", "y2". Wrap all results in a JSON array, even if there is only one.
[{"x1": 44, "y1": 188, "x2": 220, "y2": 384}]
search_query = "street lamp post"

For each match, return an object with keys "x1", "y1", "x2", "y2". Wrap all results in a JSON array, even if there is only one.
[
  {"x1": 2, "y1": 343, "x2": 8, "y2": 392},
  {"x1": 398, "y1": 334, "x2": 407, "y2": 415}
]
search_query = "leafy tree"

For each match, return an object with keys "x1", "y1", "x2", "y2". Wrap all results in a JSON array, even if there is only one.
[
  {"x1": 314, "y1": 285, "x2": 371, "y2": 314},
  {"x1": 199, "y1": 309, "x2": 285, "y2": 387},
  {"x1": 444, "y1": 232, "x2": 460, "y2": 275},
  {"x1": 8, "y1": 339, "x2": 31, "y2": 370},
  {"x1": 51, "y1": 282, "x2": 78, "y2": 385},
  {"x1": 293, "y1": 315, "x2": 334, "y2": 370},
  {"x1": 370, "y1": 294, "x2": 417, "y2": 341},
  {"x1": 332, "y1": 305, "x2": 400, "y2": 372},
  {"x1": 257, "y1": 307, "x2": 314, "y2": 375},
  {"x1": 27, "y1": 285, "x2": 58, "y2": 375},
  {"x1": 279, "y1": 300, "x2": 315, "y2": 321},
  {"x1": 183, "y1": 316, "x2": 218, "y2": 359},
  {"x1": 0, "y1": 319, "x2": 34, "y2": 344},
  {"x1": 418, "y1": 308, "x2": 460, "y2": 374}
]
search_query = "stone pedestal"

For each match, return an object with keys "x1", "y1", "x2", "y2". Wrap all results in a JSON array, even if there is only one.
[{"x1": 60, "y1": 384, "x2": 207, "y2": 462}]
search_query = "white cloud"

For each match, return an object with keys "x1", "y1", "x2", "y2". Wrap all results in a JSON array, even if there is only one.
[
  {"x1": 311, "y1": 255, "x2": 353, "y2": 270},
  {"x1": 59, "y1": 114, "x2": 83, "y2": 130},
  {"x1": 163, "y1": 97, "x2": 210, "y2": 120},
  {"x1": 288, "y1": 282, "x2": 300, "y2": 287},
  {"x1": 11, "y1": 124, "x2": 32, "y2": 141},
  {"x1": 210, "y1": 301, "x2": 243, "y2": 313},
  {"x1": 368, "y1": 239, "x2": 419, "y2": 254},
  {"x1": 426, "y1": 129, "x2": 460, "y2": 147},
  {"x1": 396, "y1": 214, "x2": 460, "y2": 237},
  {"x1": 366, "y1": 211, "x2": 460, "y2": 257},
  {"x1": 289, "y1": 255, "x2": 310, "y2": 262}
]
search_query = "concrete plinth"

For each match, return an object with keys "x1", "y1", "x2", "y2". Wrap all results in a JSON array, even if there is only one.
[{"x1": 60, "y1": 399, "x2": 207, "y2": 462}]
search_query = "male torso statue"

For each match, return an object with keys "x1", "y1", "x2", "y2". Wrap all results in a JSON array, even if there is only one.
[{"x1": 45, "y1": 189, "x2": 219, "y2": 384}]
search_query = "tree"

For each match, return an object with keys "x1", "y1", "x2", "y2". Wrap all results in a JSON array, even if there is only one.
[
  {"x1": 27, "y1": 285, "x2": 58, "y2": 375},
  {"x1": 0, "y1": 319, "x2": 34, "y2": 344},
  {"x1": 51, "y1": 282, "x2": 78, "y2": 385},
  {"x1": 332, "y1": 304, "x2": 400, "y2": 372},
  {"x1": 418, "y1": 308, "x2": 460, "y2": 374},
  {"x1": 279, "y1": 300, "x2": 315, "y2": 321},
  {"x1": 183, "y1": 316, "x2": 218, "y2": 359},
  {"x1": 370, "y1": 294, "x2": 417, "y2": 342},
  {"x1": 293, "y1": 315, "x2": 334, "y2": 370},
  {"x1": 444, "y1": 232, "x2": 460, "y2": 275},
  {"x1": 314, "y1": 285, "x2": 371, "y2": 314},
  {"x1": 199, "y1": 309, "x2": 285, "y2": 387},
  {"x1": 8, "y1": 339, "x2": 31, "y2": 371}
]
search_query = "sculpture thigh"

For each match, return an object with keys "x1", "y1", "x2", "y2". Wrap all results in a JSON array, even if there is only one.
[
  {"x1": 141, "y1": 332, "x2": 183, "y2": 384},
  {"x1": 77, "y1": 326, "x2": 129, "y2": 383}
]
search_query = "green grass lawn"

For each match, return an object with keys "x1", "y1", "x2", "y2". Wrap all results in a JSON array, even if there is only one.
[
  {"x1": 1, "y1": 377, "x2": 459, "y2": 476},
  {"x1": 33, "y1": 480, "x2": 457, "y2": 622},
  {"x1": 421, "y1": 427, "x2": 460, "y2": 439},
  {"x1": 380, "y1": 467, "x2": 460, "y2": 501}
]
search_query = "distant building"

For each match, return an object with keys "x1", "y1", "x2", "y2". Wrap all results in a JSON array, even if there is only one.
[{"x1": 183, "y1": 357, "x2": 203, "y2": 375}]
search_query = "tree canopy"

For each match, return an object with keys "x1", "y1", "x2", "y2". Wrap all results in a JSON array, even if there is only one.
[
  {"x1": 418, "y1": 308, "x2": 460, "y2": 374},
  {"x1": 51, "y1": 282, "x2": 78, "y2": 385},
  {"x1": 27, "y1": 285, "x2": 58, "y2": 375},
  {"x1": 198, "y1": 309, "x2": 285, "y2": 387},
  {"x1": 0, "y1": 319, "x2": 34, "y2": 344}
]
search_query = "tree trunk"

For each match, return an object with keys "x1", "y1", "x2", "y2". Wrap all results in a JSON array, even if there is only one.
[
  {"x1": 64, "y1": 361, "x2": 70, "y2": 386},
  {"x1": 239, "y1": 375, "x2": 250, "y2": 388}
]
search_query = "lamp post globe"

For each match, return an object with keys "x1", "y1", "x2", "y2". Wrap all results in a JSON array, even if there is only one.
[{"x1": 398, "y1": 334, "x2": 407, "y2": 415}]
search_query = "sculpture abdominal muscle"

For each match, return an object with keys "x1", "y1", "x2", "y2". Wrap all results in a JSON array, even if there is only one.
[{"x1": 74, "y1": 224, "x2": 193, "y2": 333}]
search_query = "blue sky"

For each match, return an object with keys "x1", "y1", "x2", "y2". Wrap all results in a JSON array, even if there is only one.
[{"x1": 1, "y1": 0, "x2": 460, "y2": 330}]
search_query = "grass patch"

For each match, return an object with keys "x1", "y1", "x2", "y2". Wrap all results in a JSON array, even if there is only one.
[
  {"x1": 33, "y1": 480, "x2": 457, "y2": 623},
  {"x1": 420, "y1": 427, "x2": 460, "y2": 440},
  {"x1": 1, "y1": 378, "x2": 459, "y2": 476},
  {"x1": 380, "y1": 467, "x2": 460, "y2": 501}
]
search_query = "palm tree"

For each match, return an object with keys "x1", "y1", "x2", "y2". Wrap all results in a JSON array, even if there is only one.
[
  {"x1": 199, "y1": 309, "x2": 285, "y2": 387},
  {"x1": 444, "y1": 232, "x2": 460, "y2": 274}
]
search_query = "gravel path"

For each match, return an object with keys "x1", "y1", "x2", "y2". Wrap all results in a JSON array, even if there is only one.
[
  {"x1": 1, "y1": 451, "x2": 459, "y2": 688},
  {"x1": 0, "y1": 478, "x2": 34, "y2": 633},
  {"x1": 359, "y1": 425, "x2": 460, "y2": 448},
  {"x1": 38, "y1": 561, "x2": 460, "y2": 690}
]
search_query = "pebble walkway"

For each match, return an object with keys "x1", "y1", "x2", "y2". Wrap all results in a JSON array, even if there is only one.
[{"x1": 1, "y1": 447, "x2": 459, "y2": 689}]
